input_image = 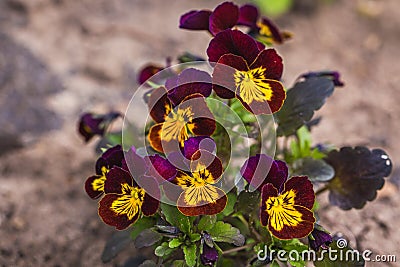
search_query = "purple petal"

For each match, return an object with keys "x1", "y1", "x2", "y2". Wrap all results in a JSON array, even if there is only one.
[
  {"x1": 209, "y1": 2, "x2": 239, "y2": 36},
  {"x1": 207, "y1": 29, "x2": 260, "y2": 64},
  {"x1": 237, "y1": 4, "x2": 259, "y2": 28},
  {"x1": 201, "y1": 243, "x2": 219, "y2": 266},
  {"x1": 240, "y1": 154, "x2": 288, "y2": 191},
  {"x1": 145, "y1": 154, "x2": 177, "y2": 183},
  {"x1": 180, "y1": 10, "x2": 212, "y2": 31},
  {"x1": 309, "y1": 226, "x2": 333, "y2": 251},
  {"x1": 183, "y1": 136, "x2": 216, "y2": 160},
  {"x1": 167, "y1": 68, "x2": 212, "y2": 106}
]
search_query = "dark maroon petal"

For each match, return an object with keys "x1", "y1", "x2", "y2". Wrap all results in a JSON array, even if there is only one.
[
  {"x1": 124, "y1": 146, "x2": 147, "y2": 179},
  {"x1": 137, "y1": 175, "x2": 160, "y2": 216},
  {"x1": 98, "y1": 194, "x2": 139, "y2": 230},
  {"x1": 184, "y1": 136, "x2": 216, "y2": 160},
  {"x1": 145, "y1": 154, "x2": 177, "y2": 183},
  {"x1": 209, "y1": 2, "x2": 239, "y2": 36},
  {"x1": 95, "y1": 145, "x2": 124, "y2": 175},
  {"x1": 282, "y1": 176, "x2": 315, "y2": 210},
  {"x1": 177, "y1": 188, "x2": 227, "y2": 216},
  {"x1": 207, "y1": 29, "x2": 260, "y2": 64},
  {"x1": 237, "y1": 4, "x2": 259, "y2": 28},
  {"x1": 148, "y1": 87, "x2": 172, "y2": 123},
  {"x1": 167, "y1": 68, "x2": 212, "y2": 106},
  {"x1": 250, "y1": 49, "x2": 283, "y2": 80},
  {"x1": 104, "y1": 167, "x2": 133, "y2": 194},
  {"x1": 179, "y1": 94, "x2": 216, "y2": 136},
  {"x1": 138, "y1": 64, "x2": 164, "y2": 84},
  {"x1": 236, "y1": 79, "x2": 286, "y2": 115},
  {"x1": 212, "y1": 54, "x2": 249, "y2": 99},
  {"x1": 85, "y1": 175, "x2": 104, "y2": 199},
  {"x1": 256, "y1": 40, "x2": 266, "y2": 51},
  {"x1": 270, "y1": 160, "x2": 289, "y2": 192},
  {"x1": 180, "y1": 10, "x2": 212, "y2": 31},
  {"x1": 260, "y1": 183, "x2": 278, "y2": 226}
]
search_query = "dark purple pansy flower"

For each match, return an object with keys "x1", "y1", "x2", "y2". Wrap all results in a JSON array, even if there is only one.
[
  {"x1": 99, "y1": 166, "x2": 160, "y2": 230},
  {"x1": 208, "y1": 29, "x2": 286, "y2": 114},
  {"x1": 147, "y1": 84, "x2": 215, "y2": 153},
  {"x1": 201, "y1": 243, "x2": 219, "y2": 266},
  {"x1": 299, "y1": 71, "x2": 345, "y2": 87},
  {"x1": 240, "y1": 154, "x2": 288, "y2": 192},
  {"x1": 308, "y1": 225, "x2": 333, "y2": 251},
  {"x1": 85, "y1": 145, "x2": 124, "y2": 199},
  {"x1": 163, "y1": 137, "x2": 226, "y2": 216},
  {"x1": 260, "y1": 176, "x2": 315, "y2": 240},
  {"x1": 138, "y1": 64, "x2": 165, "y2": 85},
  {"x1": 78, "y1": 112, "x2": 120, "y2": 142},
  {"x1": 179, "y1": 1, "x2": 290, "y2": 45}
]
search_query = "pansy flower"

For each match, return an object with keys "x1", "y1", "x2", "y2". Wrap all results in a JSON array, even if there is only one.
[
  {"x1": 168, "y1": 137, "x2": 227, "y2": 216},
  {"x1": 98, "y1": 147, "x2": 160, "y2": 230},
  {"x1": 85, "y1": 145, "x2": 124, "y2": 199},
  {"x1": 208, "y1": 29, "x2": 286, "y2": 114},
  {"x1": 308, "y1": 224, "x2": 333, "y2": 251},
  {"x1": 78, "y1": 112, "x2": 120, "y2": 142},
  {"x1": 260, "y1": 176, "x2": 316, "y2": 239},
  {"x1": 147, "y1": 69, "x2": 215, "y2": 153},
  {"x1": 179, "y1": 2, "x2": 291, "y2": 44}
]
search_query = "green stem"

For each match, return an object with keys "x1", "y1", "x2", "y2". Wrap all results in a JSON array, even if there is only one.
[{"x1": 222, "y1": 243, "x2": 255, "y2": 255}]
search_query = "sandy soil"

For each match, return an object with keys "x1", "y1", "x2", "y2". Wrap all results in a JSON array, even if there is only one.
[{"x1": 0, "y1": 0, "x2": 399, "y2": 266}]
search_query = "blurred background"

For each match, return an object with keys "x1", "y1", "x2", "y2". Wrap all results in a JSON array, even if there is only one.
[{"x1": 0, "y1": 0, "x2": 399, "y2": 266}]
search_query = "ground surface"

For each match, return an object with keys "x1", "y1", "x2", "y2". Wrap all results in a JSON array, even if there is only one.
[{"x1": 0, "y1": 0, "x2": 399, "y2": 266}]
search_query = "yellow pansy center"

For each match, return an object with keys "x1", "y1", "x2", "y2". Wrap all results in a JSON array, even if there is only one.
[
  {"x1": 265, "y1": 189, "x2": 303, "y2": 231},
  {"x1": 111, "y1": 183, "x2": 145, "y2": 220},
  {"x1": 162, "y1": 107, "x2": 194, "y2": 145},
  {"x1": 234, "y1": 66, "x2": 273, "y2": 105},
  {"x1": 92, "y1": 166, "x2": 109, "y2": 192},
  {"x1": 176, "y1": 164, "x2": 219, "y2": 205}
]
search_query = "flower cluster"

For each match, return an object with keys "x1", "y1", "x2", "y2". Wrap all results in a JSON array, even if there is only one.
[{"x1": 77, "y1": 1, "x2": 392, "y2": 266}]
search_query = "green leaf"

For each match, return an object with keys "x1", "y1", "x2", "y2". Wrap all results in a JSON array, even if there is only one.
[
  {"x1": 314, "y1": 237, "x2": 365, "y2": 266},
  {"x1": 208, "y1": 221, "x2": 245, "y2": 246},
  {"x1": 292, "y1": 157, "x2": 335, "y2": 182},
  {"x1": 275, "y1": 77, "x2": 335, "y2": 136},
  {"x1": 161, "y1": 203, "x2": 191, "y2": 234},
  {"x1": 222, "y1": 192, "x2": 237, "y2": 216},
  {"x1": 169, "y1": 238, "x2": 183, "y2": 248},
  {"x1": 134, "y1": 229, "x2": 162, "y2": 248},
  {"x1": 172, "y1": 260, "x2": 186, "y2": 267},
  {"x1": 155, "y1": 242, "x2": 175, "y2": 257},
  {"x1": 130, "y1": 217, "x2": 156, "y2": 240},
  {"x1": 236, "y1": 190, "x2": 260, "y2": 213},
  {"x1": 198, "y1": 215, "x2": 217, "y2": 231},
  {"x1": 190, "y1": 233, "x2": 201, "y2": 242},
  {"x1": 276, "y1": 239, "x2": 308, "y2": 267},
  {"x1": 183, "y1": 244, "x2": 197, "y2": 267},
  {"x1": 101, "y1": 230, "x2": 131, "y2": 263}
]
